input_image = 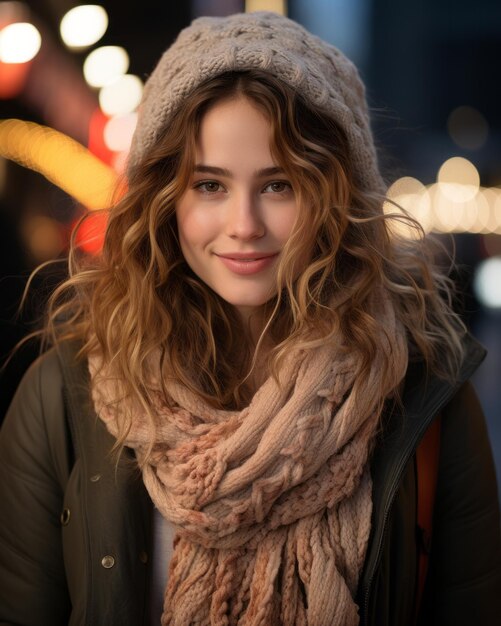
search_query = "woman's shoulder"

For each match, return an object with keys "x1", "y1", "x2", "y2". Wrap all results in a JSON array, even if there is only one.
[
  {"x1": 398, "y1": 332, "x2": 485, "y2": 425},
  {"x1": 3, "y1": 347, "x2": 65, "y2": 430},
  {"x1": 12, "y1": 339, "x2": 88, "y2": 408},
  {"x1": 0, "y1": 344, "x2": 75, "y2": 490},
  {"x1": 369, "y1": 333, "x2": 488, "y2": 523},
  {"x1": 20, "y1": 344, "x2": 65, "y2": 389}
]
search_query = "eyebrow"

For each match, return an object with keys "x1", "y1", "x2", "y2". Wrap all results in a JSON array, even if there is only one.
[{"x1": 194, "y1": 164, "x2": 285, "y2": 178}]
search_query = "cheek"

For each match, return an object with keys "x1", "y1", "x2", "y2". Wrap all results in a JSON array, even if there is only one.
[
  {"x1": 177, "y1": 208, "x2": 213, "y2": 251},
  {"x1": 271, "y1": 208, "x2": 299, "y2": 243}
]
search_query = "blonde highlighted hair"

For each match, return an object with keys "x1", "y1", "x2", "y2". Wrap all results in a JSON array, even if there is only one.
[{"x1": 44, "y1": 70, "x2": 464, "y2": 434}]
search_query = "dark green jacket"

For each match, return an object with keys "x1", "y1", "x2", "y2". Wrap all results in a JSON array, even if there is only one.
[{"x1": 0, "y1": 336, "x2": 500, "y2": 625}]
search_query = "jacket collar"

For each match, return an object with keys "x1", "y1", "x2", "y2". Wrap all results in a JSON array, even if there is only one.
[{"x1": 357, "y1": 333, "x2": 486, "y2": 619}]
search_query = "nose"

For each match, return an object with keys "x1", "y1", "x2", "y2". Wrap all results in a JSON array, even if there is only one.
[{"x1": 225, "y1": 192, "x2": 265, "y2": 240}]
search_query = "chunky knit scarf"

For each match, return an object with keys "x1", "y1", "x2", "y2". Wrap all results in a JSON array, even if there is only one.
[{"x1": 90, "y1": 302, "x2": 407, "y2": 626}]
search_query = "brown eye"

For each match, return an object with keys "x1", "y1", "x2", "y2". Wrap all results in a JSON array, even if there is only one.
[
  {"x1": 195, "y1": 181, "x2": 223, "y2": 193},
  {"x1": 263, "y1": 181, "x2": 292, "y2": 194}
]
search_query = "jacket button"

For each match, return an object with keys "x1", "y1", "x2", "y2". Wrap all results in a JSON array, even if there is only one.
[
  {"x1": 101, "y1": 555, "x2": 115, "y2": 569},
  {"x1": 60, "y1": 508, "x2": 71, "y2": 526},
  {"x1": 139, "y1": 551, "x2": 148, "y2": 564},
  {"x1": 90, "y1": 474, "x2": 101, "y2": 482}
]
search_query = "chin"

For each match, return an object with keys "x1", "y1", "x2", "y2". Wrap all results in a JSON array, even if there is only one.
[{"x1": 218, "y1": 292, "x2": 277, "y2": 312}]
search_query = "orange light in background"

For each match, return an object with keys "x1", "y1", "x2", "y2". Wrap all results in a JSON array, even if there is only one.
[
  {"x1": 74, "y1": 210, "x2": 108, "y2": 255},
  {"x1": 20, "y1": 214, "x2": 65, "y2": 262},
  {"x1": 246, "y1": 0, "x2": 287, "y2": 14},
  {"x1": 0, "y1": 58, "x2": 31, "y2": 98},
  {"x1": 0, "y1": 119, "x2": 118, "y2": 209}
]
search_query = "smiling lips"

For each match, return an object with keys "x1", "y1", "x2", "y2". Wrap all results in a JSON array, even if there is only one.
[{"x1": 216, "y1": 252, "x2": 279, "y2": 275}]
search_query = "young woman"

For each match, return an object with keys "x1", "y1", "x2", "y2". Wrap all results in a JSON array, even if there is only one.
[{"x1": 1, "y1": 11, "x2": 500, "y2": 626}]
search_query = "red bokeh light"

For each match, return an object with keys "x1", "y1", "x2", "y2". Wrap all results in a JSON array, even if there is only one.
[
  {"x1": 0, "y1": 59, "x2": 31, "y2": 98},
  {"x1": 73, "y1": 210, "x2": 108, "y2": 255}
]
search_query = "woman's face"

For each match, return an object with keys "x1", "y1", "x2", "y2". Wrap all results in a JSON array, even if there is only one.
[{"x1": 175, "y1": 95, "x2": 300, "y2": 321}]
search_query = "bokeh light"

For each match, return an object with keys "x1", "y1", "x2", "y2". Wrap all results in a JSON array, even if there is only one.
[
  {"x1": 0, "y1": 119, "x2": 117, "y2": 210},
  {"x1": 0, "y1": 59, "x2": 31, "y2": 98},
  {"x1": 0, "y1": 22, "x2": 41, "y2": 63},
  {"x1": 99, "y1": 74, "x2": 143, "y2": 116},
  {"x1": 246, "y1": 0, "x2": 287, "y2": 14},
  {"x1": 428, "y1": 182, "x2": 492, "y2": 234},
  {"x1": 83, "y1": 45, "x2": 129, "y2": 88},
  {"x1": 20, "y1": 215, "x2": 65, "y2": 262},
  {"x1": 437, "y1": 156, "x2": 480, "y2": 203},
  {"x1": 60, "y1": 4, "x2": 108, "y2": 49},
  {"x1": 447, "y1": 105, "x2": 489, "y2": 151},
  {"x1": 479, "y1": 188, "x2": 501, "y2": 234},
  {"x1": 384, "y1": 176, "x2": 432, "y2": 238},
  {"x1": 384, "y1": 166, "x2": 501, "y2": 237},
  {"x1": 103, "y1": 112, "x2": 138, "y2": 152},
  {"x1": 473, "y1": 257, "x2": 501, "y2": 309},
  {"x1": 74, "y1": 210, "x2": 108, "y2": 255}
]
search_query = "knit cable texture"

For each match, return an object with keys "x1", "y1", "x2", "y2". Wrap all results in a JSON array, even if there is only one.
[
  {"x1": 127, "y1": 11, "x2": 384, "y2": 194},
  {"x1": 90, "y1": 294, "x2": 408, "y2": 625}
]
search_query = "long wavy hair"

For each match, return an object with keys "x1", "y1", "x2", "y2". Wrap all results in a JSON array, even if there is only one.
[{"x1": 44, "y1": 70, "x2": 464, "y2": 440}]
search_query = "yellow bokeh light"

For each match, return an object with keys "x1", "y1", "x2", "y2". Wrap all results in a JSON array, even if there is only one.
[
  {"x1": 386, "y1": 168, "x2": 501, "y2": 237},
  {"x1": 0, "y1": 119, "x2": 117, "y2": 210},
  {"x1": 428, "y1": 183, "x2": 491, "y2": 234},
  {"x1": 21, "y1": 215, "x2": 64, "y2": 262},
  {"x1": 494, "y1": 190, "x2": 501, "y2": 235},
  {"x1": 480, "y1": 187, "x2": 501, "y2": 234},
  {"x1": 384, "y1": 177, "x2": 431, "y2": 238},
  {"x1": 437, "y1": 156, "x2": 480, "y2": 203},
  {"x1": 246, "y1": 0, "x2": 287, "y2": 15},
  {"x1": 427, "y1": 184, "x2": 456, "y2": 233},
  {"x1": 468, "y1": 190, "x2": 489, "y2": 234}
]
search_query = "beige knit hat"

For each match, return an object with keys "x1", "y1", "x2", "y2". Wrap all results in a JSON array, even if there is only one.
[{"x1": 128, "y1": 11, "x2": 384, "y2": 192}]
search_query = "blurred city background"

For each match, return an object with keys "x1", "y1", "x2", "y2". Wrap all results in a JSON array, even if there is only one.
[{"x1": 1, "y1": 0, "x2": 500, "y2": 490}]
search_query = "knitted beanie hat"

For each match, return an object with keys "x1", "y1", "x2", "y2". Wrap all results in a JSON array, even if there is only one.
[{"x1": 128, "y1": 11, "x2": 384, "y2": 193}]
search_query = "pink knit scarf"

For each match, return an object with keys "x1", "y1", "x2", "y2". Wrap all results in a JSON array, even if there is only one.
[{"x1": 90, "y1": 301, "x2": 407, "y2": 625}]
